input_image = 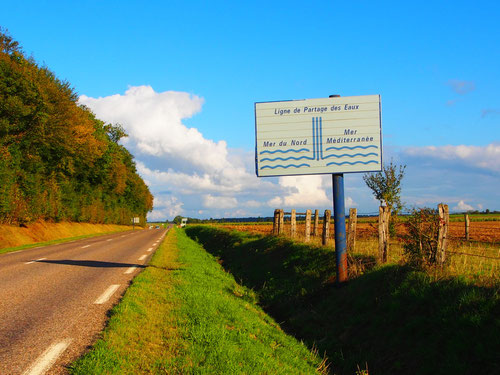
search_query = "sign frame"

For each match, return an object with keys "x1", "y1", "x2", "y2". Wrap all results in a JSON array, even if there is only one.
[{"x1": 254, "y1": 95, "x2": 383, "y2": 178}]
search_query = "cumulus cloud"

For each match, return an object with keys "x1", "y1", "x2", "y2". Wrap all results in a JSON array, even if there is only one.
[
  {"x1": 203, "y1": 195, "x2": 238, "y2": 209},
  {"x1": 345, "y1": 196, "x2": 357, "y2": 208},
  {"x1": 78, "y1": 86, "x2": 285, "y2": 219},
  {"x1": 270, "y1": 175, "x2": 331, "y2": 208},
  {"x1": 453, "y1": 200, "x2": 474, "y2": 212},
  {"x1": 149, "y1": 196, "x2": 184, "y2": 220},
  {"x1": 447, "y1": 79, "x2": 475, "y2": 95},
  {"x1": 402, "y1": 143, "x2": 500, "y2": 174},
  {"x1": 79, "y1": 86, "x2": 232, "y2": 172}
]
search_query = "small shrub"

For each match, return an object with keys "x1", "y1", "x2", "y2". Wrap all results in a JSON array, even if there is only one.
[{"x1": 401, "y1": 208, "x2": 441, "y2": 268}]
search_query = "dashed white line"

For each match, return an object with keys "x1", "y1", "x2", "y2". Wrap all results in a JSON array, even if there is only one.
[
  {"x1": 106, "y1": 239, "x2": 113, "y2": 242},
  {"x1": 124, "y1": 266, "x2": 137, "y2": 274},
  {"x1": 25, "y1": 258, "x2": 46, "y2": 265},
  {"x1": 22, "y1": 338, "x2": 72, "y2": 375},
  {"x1": 81, "y1": 245, "x2": 91, "y2": 249},
  {"x1": 147, "y1": 247, "x2": 153, "y2": 252},
  {"x1": 94, "y1": 284, "x2": 120, "y2": 305},
  {"x1": 138, "y1": 254, "x2": 147, "y2": 261},
  {"x1": 121, "y1": 235, "x2": 127, "y2": 238}
]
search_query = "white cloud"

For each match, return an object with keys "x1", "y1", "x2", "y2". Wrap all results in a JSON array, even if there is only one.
[
  {"x1": 150, "y1": 196, "x2": 183, "y2": 219},
  {"x1": 272, "y1": 175, "x2": 331, "y2": 208},
  {"x1": 79, "y1": 86, "x2": 282, "y2": 220},
  {"x1": 203, "y1": 195, "x2": 238, "y2": 209},
  {"x1": 453, "y1": 200, "x2": 474, "y2": 212},
  {"x1": 79, "y1": 85, "x2": 231, "y2": 172},
  {"x1": 244, "y1": 200, "x2": 263, "y2": 208},
  {"x1": 267, "y1": 196, "x2": 283, "y2": 207},
  {"x1": 345, "y1": 196, "x2": 357, "y2": 208},
  {"x1": 402, "y1": 143, "x2": 500, "y2": 174}
]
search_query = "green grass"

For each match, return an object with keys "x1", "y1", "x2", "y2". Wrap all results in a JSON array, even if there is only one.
[
  {"x1": 70, "y1": 228, "x2": 325, "y2": 374},
  {"x1": 186, "y1": 225, "x2": 500, "y2": 375}
]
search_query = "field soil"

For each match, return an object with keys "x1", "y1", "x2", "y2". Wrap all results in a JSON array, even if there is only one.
[
  {"x1": 218, "y1": 219, "x2": 500, "y2": 243},
  {"x1": 0, "y1": 221, "x2": 135, "y2": 249}
]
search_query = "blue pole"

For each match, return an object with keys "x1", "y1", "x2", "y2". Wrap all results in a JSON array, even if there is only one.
[{"x1": 332, "y1": 173, "x2": 348, "y2": 283}]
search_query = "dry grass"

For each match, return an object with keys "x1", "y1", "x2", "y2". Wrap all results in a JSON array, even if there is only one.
[
  {"x1": 217, "y1": 222, "x2": 499, "y2": 284},
  {"x1": 0, "y1": 221, "x2": 135, "y2": 249}
]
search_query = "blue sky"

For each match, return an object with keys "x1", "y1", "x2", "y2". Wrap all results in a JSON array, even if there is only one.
[{"x1": 2, "y1": 1, "x2": 499, "y2": 219}]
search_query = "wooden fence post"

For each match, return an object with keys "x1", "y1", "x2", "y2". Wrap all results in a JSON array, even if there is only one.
[
  {"x1": 278, "y1": 209, "x2": 285, "y2": 235},
  {"x1": 464, "y1": 213, "x2": 470, "y2": 241},
  {"x1": 347, "y1": 208, "x2": 357, "y2": 253},
  {"x1": 273, "y1": 209, "x2": 279, "y2": 235},
  {"x1": 378, "y1": 206, "x2": 390, "y2": 263},
  {"x1": 313, "y1": 209, "x2": 319, "y2": 236},
  {"x1": 437, "y1": 204, "x2": 449, "y2": 264},
  {"x1": 305, "y1": 209, "x2": 311, "y2": 242},
  {"x1": 291, "y1": 209, "x2": 296, "y2": 238},
  {"x1": 322, "y1": 209, "x2": 331, "y2": 246}
]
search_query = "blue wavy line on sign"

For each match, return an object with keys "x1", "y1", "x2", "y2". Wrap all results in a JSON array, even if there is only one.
[
  {"x1": 322, "y1": 152, "x2": 378, "y2": 159},
  {"x1": 261, "y1": 156, "x2": 313, "y2": 162},
  {"x1": 325, "y1": 145, "x2": 378, "y2": 151},
  {"x1": 326, "y1": 160, "x2": 379, "y2": 166},
  {"x1": 260, "y1": 148, "x2": 309, "y2": 155},
  {"x1": 261, "y1": 163, "x2": 310, "y2": 169}
]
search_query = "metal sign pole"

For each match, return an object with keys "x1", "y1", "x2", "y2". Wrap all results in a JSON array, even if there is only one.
[
  {"x1": 328, "y1": 94, "x2": 347, "y2": 284},
  {"x1": 332, "y1": 173, "x2": 348, "y2": 284}
]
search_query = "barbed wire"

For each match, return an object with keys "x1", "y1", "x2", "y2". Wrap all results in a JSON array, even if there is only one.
[{"x1": 445, "y1": 250, "x2": 500, "y2": 260}]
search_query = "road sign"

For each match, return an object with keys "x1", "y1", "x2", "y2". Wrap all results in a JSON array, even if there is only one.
[{"x1": 255, "y1": 95, "x2": 382, "y2": 177}]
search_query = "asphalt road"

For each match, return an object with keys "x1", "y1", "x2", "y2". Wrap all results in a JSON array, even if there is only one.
[{"x1": 0, "y1": 227, "x2": 169, "y2": 375}]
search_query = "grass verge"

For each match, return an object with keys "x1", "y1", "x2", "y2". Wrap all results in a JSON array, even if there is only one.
[
  {"x1": 70, "y1": 228, "x2": 326, "y2": 374},
  {"x1": 186, "y1": 225, "x2": 500, "y2": 375}
]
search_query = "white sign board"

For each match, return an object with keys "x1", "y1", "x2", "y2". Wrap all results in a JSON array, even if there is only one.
[
  {"x1": 255, "y1": 95, "x2": 382, "y2": 177},
  {"x1": 133, "y1": 217, "x2": 140, "y2": 224}
]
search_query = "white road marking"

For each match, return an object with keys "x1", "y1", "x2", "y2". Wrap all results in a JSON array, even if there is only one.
[
  {"x1": 22, "y1": 338, "x2": 72, "y2": 375},
  {"x1": 147, "y1": 247, "x2": 153, "y2": 252},
  {"x1": 106, "y1": 239, "x2": 113, "y2": 242},
  {"x1": 81, "y1": 245, "x2": 91, "y2": 249},
  {"x1": 124, "y1": 266, "x2": 137, "y2": 274},
  {"x1": 94, "y1": 284, "x2": 120, "y2": 305},
  {"x1": 121, "y1": 235, "x2": 127, "y2": 238},
  {"x1": 6, "y1": 250, "x2": 23, "y2": 255},
  {"x1": 25, "y1": 258, "x2": 46, "y2": 265},
  {"x1": 138, "y1": 254, "x2": 147, "y2": 261}
]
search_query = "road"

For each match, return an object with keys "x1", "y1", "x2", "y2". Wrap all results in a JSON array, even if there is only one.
[{"x1": 0, "y1": 227, "x2": 168, "y2": 375}]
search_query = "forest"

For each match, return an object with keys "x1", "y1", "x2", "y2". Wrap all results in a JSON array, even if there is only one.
[{"x1": 0, "y1": 29, "x2": 153, "y2": 225}]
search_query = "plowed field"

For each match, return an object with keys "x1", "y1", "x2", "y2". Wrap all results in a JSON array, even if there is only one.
[{"x1": 218, "y1": 219, "x2": 500, "y2": 243}]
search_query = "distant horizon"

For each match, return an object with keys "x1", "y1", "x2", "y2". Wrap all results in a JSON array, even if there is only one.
[{"x1": 146, "y1": 208, "x2": 500, "y2": 223}]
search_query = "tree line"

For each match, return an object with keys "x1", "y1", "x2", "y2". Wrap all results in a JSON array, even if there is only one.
[{"x1": 0, "y1": 29, "x2": 153, "y2": 225}]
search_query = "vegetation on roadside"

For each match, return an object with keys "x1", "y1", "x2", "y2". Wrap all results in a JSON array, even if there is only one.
[
  {"x1": 70, "y1": 228, "x2": 326, "y2": 374},
  {"x1": 186, "y1": 225, "x2": 500, "y2": 375},
  {"x1": 0, "y1": 222, "x2": 135, "y2": 254},
  {"x1": 0, "y1": 29, "x2": 152, "y2": 225}
]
